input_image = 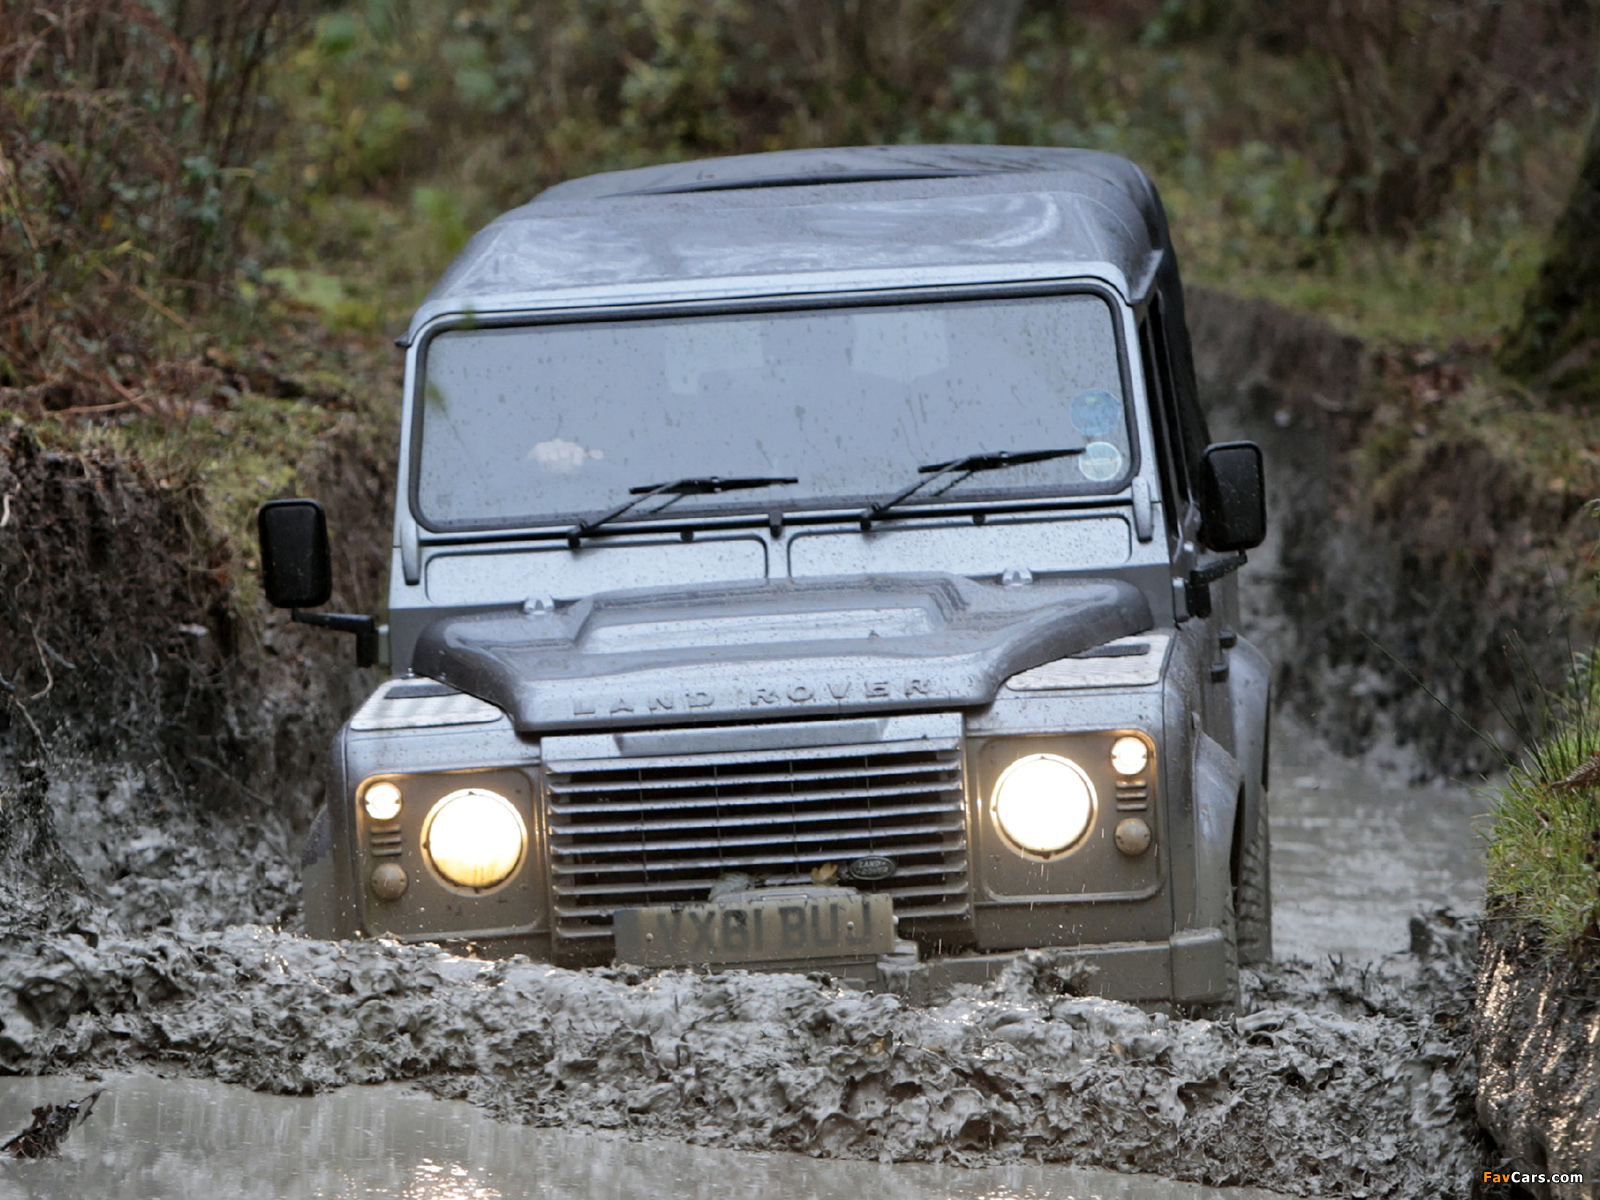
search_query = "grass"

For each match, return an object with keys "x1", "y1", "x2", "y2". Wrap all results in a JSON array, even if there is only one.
[
  {"x1": 1164, "y1": 117, "x2": 1588, "y2": 347},
  {"x1": 1486, "y1": 651, "x2": 1600, "y2": 947},
  {"x1": 1181, "y1": 227, "x2": 1550, "y2": 347}
]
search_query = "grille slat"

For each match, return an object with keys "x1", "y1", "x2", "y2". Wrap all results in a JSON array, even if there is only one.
[
  {"x1": 549, "y1": 816, "x2": 966, "y2": 857},
  {"x1": 545, "y1": 724, "x2": 971, "y2": 954},
  {"x1": 550, "y1": 839, "x2": 964, "y2": 875},
  {"x1": 549, "y1": 779, "x2": 958, "y2": 814},
  {"x1": 548, "y1": 758, "x2": 956, "y2": 796},
  {"x1": 549, "y1": 798, "x2": 961, "y2": 837}
]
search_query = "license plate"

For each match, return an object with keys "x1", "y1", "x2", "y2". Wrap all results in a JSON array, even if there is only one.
[{"x1": 613, "y1": 893, "x2": 896, "y2": 967}]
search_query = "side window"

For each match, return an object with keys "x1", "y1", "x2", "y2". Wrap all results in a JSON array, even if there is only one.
[{"x1": 1138, "y1": 309, "x2": 1188, "y2": 543}]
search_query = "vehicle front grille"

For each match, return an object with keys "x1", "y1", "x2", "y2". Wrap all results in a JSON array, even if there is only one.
[{"x1": 543, "y1": 716, "x2": 970, "y2": 956}]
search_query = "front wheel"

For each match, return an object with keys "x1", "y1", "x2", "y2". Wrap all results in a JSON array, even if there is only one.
[
  {"x1": 1184, "y1": 886, "x2": 1241, "y2": 1019},
  {"x1": 1235, "y1": 793, "x2": 1273, "y2": 966}
]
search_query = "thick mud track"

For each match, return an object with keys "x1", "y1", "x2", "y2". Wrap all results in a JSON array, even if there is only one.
[{"x1": 0, "y1": 917, "x2": 1484, "y2": 1198}]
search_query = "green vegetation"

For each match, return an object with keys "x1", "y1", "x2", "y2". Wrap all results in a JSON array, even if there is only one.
[
  {"x1": 1486, "y1": 639, "x2": 1600, "y2": 947},
  {"x1": 258, "y1": 1, "x2": 1592, "y2": 349}
]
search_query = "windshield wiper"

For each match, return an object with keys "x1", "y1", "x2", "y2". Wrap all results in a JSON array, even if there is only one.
[
  {"x1": 567, "y1": 475, "x2": 798, "y2": 547},
  {"x1": 859, "y1": 446, "x2": 1084, "y2": 529}
]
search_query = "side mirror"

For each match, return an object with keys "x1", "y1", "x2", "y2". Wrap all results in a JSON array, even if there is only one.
[
  {"x1": 1198, "y1": 441, "x2": 1266, "y2": 552},
  {"x1": 257, "y1": 498, "x2": 380, "y2": 667},
  {"x1": 258, "y1": 498, "x2": 332, "y2": 609}
]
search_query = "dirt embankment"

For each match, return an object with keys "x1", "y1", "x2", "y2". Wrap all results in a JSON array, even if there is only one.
[
  {"x1": 1190, "y1": 287, "x2": 1592, "y2": 778},
  {"x1": 1474, "y1": 922, "x2": 1600, "y2": 1200},
  {"x1": 0, "y1": 413, "x2": 392, "y2": 937}
]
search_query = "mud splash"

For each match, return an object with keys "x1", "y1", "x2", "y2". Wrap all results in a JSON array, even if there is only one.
[{"x1": 0, "y1": 914, "x2": 1483, "y2": 1198}]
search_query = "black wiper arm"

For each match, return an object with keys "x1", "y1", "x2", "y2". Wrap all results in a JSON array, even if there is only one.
[
  {"x1": 859, "y1": 446, "x2": 1084, "y2": 529},
  {"x1": 567, "y1": 476, "x2": 798, "y2": 547}
]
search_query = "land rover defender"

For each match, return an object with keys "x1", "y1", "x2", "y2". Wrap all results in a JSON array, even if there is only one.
[{"x1": 260, "y1": 145, "x2": 1271, "y2": 1007}]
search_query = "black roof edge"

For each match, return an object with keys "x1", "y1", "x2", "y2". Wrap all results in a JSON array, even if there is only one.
[{"x1": 607, "y1": 168, "x2": 981, "y2": 197}]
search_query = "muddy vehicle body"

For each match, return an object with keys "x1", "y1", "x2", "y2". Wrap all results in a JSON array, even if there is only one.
[{"x1": 262, "y1": 146, "x2": 1271, "y2": 1006}]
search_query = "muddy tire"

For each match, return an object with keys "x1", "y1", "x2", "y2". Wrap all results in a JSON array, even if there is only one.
[
  {"x1": 1185, "y1": 889, "x2": 1241, "y2": 1019},
  {"x1": 1219, "y1": 886, "x2": 1240, "y2": 1008},
  {"x1": 1235, "y1": 794, "x2": 1273, "y2": 966}
]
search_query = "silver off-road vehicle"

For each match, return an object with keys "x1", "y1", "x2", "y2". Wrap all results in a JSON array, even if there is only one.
[{"x1": 260, "y1": 145, "x2": 1271, "y2": 1007}]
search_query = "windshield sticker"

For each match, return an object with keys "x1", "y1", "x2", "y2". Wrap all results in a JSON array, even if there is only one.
[
  {"x1": 1070, "y1": 388, "x2": 1120, "y2": 437},
  {"x1": 1079, "y1": 441, "x2": 1123, "y2": 481},
  {"x1": 527, "y1": 438, "x2": 604, "y2": 473}
]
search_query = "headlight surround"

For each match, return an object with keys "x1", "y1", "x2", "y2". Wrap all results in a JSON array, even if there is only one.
[
  {"x1": 991, "y1": 752, "x2": 1097, "y2": 857},
  {"x1": 422, "y1": 787, "x2": 527, "y2": 890}
]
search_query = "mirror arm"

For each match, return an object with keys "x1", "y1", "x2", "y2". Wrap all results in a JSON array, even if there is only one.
[
  {"x1": 292, "y1": 610, "x2": 379, "y2": 668},
  {"x1": 1188, "y1": 550, "x2": 1247, "y2": 589}
]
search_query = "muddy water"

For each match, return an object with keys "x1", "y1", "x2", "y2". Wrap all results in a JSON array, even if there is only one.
[
  {"x1": 0, "y1": 1073, "x2": 1289, "y2": 1200},
  {"x1": 1269, "y1": 717, "x2": 1488, "y2": 960}
]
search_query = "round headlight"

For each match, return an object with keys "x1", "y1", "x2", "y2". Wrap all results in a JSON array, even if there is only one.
[
  {"x1": 992, "y1": 753, "x2": 1096, "y2": 856},
  {"x1": 423, "y1": 788, "x2": 526, "y2": 890},
  {"x1": 362, "y1": 781, "x2": 403, "y2": 822},
  {"x1": 1110, "y1": 736, "x2": 1150, "y2": 777}
]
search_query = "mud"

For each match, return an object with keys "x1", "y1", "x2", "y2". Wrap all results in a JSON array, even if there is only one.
[
  {"x1": 0, "y1": 910, "x2": 1484, "y2": 1197},
  {"x1": 0, "y1": 708, "x2": 1496, "y2": 1197},
  {"x1": 1473, "y1": 921, "x2": 1600, "y2": 1200}
]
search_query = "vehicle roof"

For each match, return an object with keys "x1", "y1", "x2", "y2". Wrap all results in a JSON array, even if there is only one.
[{"x1": 405, "y1": 146, "x2": 1173, "y2": 342}]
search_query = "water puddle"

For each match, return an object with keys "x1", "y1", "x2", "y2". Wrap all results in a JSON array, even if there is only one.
[
  {"x1": 1270, "y1": 717, "x2": 1487, "y2": 959},
  {"x1": 0, "y1": 1072, "x2": 1290, "y2": 1200}
]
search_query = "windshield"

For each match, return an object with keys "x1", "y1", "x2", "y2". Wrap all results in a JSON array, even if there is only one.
[{"x1": 415, "y1": 294, "x2": 1132, "y2": 530}]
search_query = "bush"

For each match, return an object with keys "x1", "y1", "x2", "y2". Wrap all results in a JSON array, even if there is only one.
[
  {"x1": 0, "y1": 1, "x2": 309, "y2": 407},
  {"x1": 1295, "y1": 0, "x2": 1593, "y2": 238}
]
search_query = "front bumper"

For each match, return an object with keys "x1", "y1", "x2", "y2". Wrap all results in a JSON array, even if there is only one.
[
  {"x1": 362, "y1": 927, "x2": 1232, "y2": 1009},
  {"x1": 876, "y1": 926, "x2": 1231, "y2": 1006}
]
